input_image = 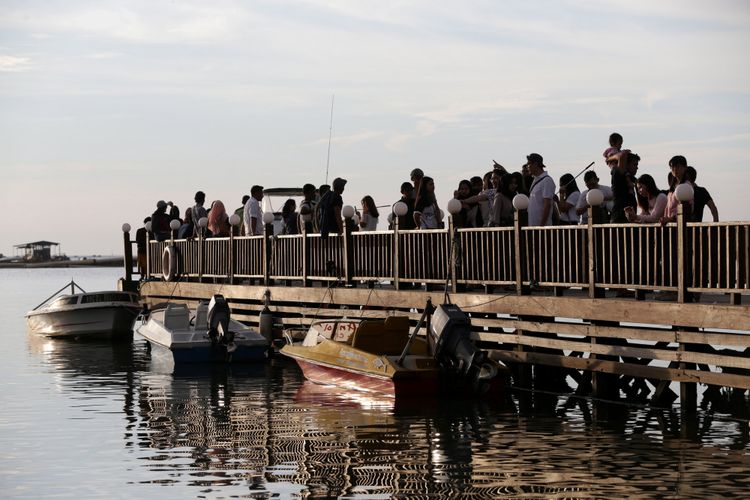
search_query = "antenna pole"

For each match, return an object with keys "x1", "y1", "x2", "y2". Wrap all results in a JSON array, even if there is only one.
[{"x1": 325, "y1": 94, "x2": 334, "y2": 185}]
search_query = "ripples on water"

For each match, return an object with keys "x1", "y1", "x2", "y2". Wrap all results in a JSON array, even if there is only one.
[
  {"x1": 14, "y1": 337, "x2": 750, "y2": 499},
  {"x1": 2, "y1": 268, "x2": 750, "y2": 498}
]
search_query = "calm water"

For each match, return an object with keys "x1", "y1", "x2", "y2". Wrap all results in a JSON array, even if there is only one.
[{"x1": 1, "y1": 268, "x2": 749, "y2": 499}]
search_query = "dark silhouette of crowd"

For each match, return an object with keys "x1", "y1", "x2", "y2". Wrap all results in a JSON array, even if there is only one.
[{"x1": 138, "y1": 131, "x2": 719, "y2": 248}]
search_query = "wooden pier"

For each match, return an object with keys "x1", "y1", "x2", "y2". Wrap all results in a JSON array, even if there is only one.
[{"x1": 123, "y1": 205, "x2": 750, "y2": 412}]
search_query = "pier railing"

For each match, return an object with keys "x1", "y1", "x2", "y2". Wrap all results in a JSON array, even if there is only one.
[{"x1": 135, "y1": 207, "x2": 749, "y2": 301}]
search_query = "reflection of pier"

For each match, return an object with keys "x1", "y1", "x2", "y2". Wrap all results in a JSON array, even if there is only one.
[
  {"x1": 129, "y1": 363, "x2": 750, "y2": 497},
  {"x1": 124, "y1": 205, "x2": 750, "y2": 413}
]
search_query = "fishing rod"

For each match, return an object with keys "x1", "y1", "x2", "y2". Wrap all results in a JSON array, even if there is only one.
[
  {"x1": 557, "y1": 161, "x2": 595, "y2": 194},
  {"x1": 324, "y1": 94, "x2": 334, "y2": 185}
]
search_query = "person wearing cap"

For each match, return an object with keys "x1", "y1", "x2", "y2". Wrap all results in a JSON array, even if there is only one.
[
  {"x1": 410, "y1": 168, "x2": 424, "y2": 201},
  {"x1": 244, "y1": 185, "x2": 264, "y2": 236},
  {"x1": 192, "y1": 191, "x2": 208, "y2": 237},
  {"x1": 526, "y1": 153, "x2": 556, "y2": 226},
  {"x1": 319, "y1": 177, "x2": 347, "y2": 238},
  {"x1": 576, "y1": 170, "x2": 613, "y2": 224},
  {"x1": 151, "y1": 200, "x2": 171, "y2": 241}
]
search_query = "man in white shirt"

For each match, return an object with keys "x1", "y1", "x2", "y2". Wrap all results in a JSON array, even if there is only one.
[
  {"x1": 576, "y1": 171, "x2": 614, "y2": 224},
  {"x1": 526, "y1": 153, "x2": 556, "y2": 226},
  {"x1": 243, "y1": 185, "x2": 264, "y2": 236}
]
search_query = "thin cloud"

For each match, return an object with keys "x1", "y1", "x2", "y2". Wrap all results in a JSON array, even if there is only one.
[
  {"x1": 304, "y1": 130, "x2": 385, "y2": 147},
  {"x1": 0, "y1": 55, "x2": 31, "y2": 72}
]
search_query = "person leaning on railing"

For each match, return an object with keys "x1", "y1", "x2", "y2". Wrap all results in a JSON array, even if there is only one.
[{"x1": 625, "y1": 174, "x2": 667, "y2": 224}]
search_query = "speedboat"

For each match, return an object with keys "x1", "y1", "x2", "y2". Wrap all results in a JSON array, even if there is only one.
[
  {"x1": 26, "y1": 281, "x2": 140, "y2": 339},
  {"x1": 137, "y1": 294, "x2": 270, "y2": 363},
  {"x1": 280, "y1": 303, "x2": 508, "y2": 398}
]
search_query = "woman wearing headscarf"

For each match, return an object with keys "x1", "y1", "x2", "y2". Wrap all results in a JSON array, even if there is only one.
[{"x1": 207, "y1": 200, "x2": 231, "y2": 237}]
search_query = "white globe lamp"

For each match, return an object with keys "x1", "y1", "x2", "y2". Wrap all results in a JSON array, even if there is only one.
[
  {"x1": 392, "y1": 201, "x2": 408, "y2": 217},
  {"x1": 198, "y1": 217, "x2": 208, "y2": 228},
  {"x1": 675, "y1": 183, "x2": 694, "y2": 202},
  {"x1": 447, "y1": 198, "x2": 462, "y2": 215},
  {"x1": 342, "y1": 205, "x2": 355, "y2": 219},
  {"x1": 512, "y1": 194, "x2": 530, "y2": 211},
  {"x1": 144, "y1": 221, "x2": 153, "y2": 232},
  {"x1": 262, "y1": 212, "x2": 275, "y2": 225},
  {"x1": 586, "y1": 188, "x2": 604, "y2": 207},
  {"x1": 229, "y1": 213, "x2": 241, "y2": 226},
  {"x1": 121, "y1": 223, "x2": 131, "y2": 233},
  {"x1": 169, "y1": 219, "x2": 181, "y2": 231}
]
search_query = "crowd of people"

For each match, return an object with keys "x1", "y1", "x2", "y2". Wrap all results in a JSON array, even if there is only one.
[{"x1": 135, "y1": 132, "x2": 719, "y2": 274}]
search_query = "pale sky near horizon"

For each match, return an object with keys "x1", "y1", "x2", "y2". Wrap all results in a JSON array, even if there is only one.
[{"x1": 2, "y1": 0, "x2": 749, "y2": 256}]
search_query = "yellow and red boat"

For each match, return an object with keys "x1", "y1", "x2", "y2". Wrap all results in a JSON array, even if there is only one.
[{"x1": 280, "y1": 303, "x2": 508, "y2": 398}]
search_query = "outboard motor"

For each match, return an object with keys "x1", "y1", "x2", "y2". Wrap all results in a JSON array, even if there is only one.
[
  {"x1": 207, "y1": 294, "x2": 235, "y2": 351},
  {"x1": 429, "y1": 304, "x2": 499, "y2": 394}
]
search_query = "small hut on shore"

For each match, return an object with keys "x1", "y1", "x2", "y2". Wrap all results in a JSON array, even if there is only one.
[{"x1": 14, "y1": 241, "x2": 67, "y2": 262}]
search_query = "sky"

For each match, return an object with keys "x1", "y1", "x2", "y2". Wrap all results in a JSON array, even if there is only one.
[{"x1": 1, "y1": 0, "x2": 749, "y2": 256}]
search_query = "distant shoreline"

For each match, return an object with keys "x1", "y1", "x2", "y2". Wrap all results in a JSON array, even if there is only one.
[{"x1": 0, "y1": 257, "x2": 123, "y2": 268}]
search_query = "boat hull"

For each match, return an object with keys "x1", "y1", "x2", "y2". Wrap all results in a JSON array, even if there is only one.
[
  {"x1": 136, "y1": 309, "x2": 270, "y2": 365},
  {"x1": 148, "y1": 338, "x2": 269, "y2": 364},
  {"x1": 26, "y1": 305, "x2": 139, "y2": 339},
  {"x1": 294, "y1": 357, "x2": 439, "y2": 398}
]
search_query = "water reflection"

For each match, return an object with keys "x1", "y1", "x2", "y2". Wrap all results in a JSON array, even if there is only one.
[{"x1": 24, "y1": 336, "x2": 750, "y2": 498}]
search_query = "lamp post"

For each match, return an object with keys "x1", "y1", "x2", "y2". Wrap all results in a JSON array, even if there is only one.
[
  {"x1": 512, "y1": 194, "x2": 529, "y2": 296},
  {"x1": 342, "y1": 205, "x2": 354, "y2": 284},
  {"x1": 262, "y1": 211, "x2": 275, "y2": 285},
  {"x1": 121, "y1": 223, "x2": 132, "y2": 282},
  {"x1": 585, "y1": 188, "x2": 605, "y2": 299},
  {"x1": 197, "y1": 217, "x2": 208, "y2": 281},
  {"x1": 392, "y1": 201, "x2": 408, "y2": 290},
  {"x1": 674, "y1": 183, "x2": 694, "y2": 304},
  {"x1": 446, "y1": 199, "x2": 462, "y2": 293},
  {"x1": 169, "y1": 219, "x2": 180, "y2": 244},
  {"x1": 144, "y1": 220, "x2": 153, "y2": 278},
  {"x1": 229, "y1": 213, "x2": 241, "y2": 284}
]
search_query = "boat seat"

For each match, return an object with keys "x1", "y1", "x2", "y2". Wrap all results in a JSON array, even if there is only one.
[
  {"x1": 351, "y1": 316, "x2": 411, "y2": 355},
  {"x1": 194, "y1": 301, "x2": 208, "y2": 329},
  {"x1": 163, "y1": 303, "x2": 190, "y2": 331}
]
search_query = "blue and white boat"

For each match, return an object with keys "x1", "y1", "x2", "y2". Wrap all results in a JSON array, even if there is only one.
[{"x1": 136, "y1": 295, "x2": 269, "y2": 363}]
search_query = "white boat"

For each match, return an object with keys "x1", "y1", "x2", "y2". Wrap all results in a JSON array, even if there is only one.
[
  {"x1": 26, "y1": 281, "x2": 140, "y2": 339},
  {"x1": 137, "y1": 295, "x2": 270, "y2": 363}
]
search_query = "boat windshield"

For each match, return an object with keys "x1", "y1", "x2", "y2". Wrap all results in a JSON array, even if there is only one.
[
  {"x1": 80, "y1": 293, "x2": 136, "y2": 304},
  {"x1": 50, "y1": 296, "x2": 79, "y2": 308},
  {"x1": 304, "y1": 320, "x2": 359, "y2": 346}
]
